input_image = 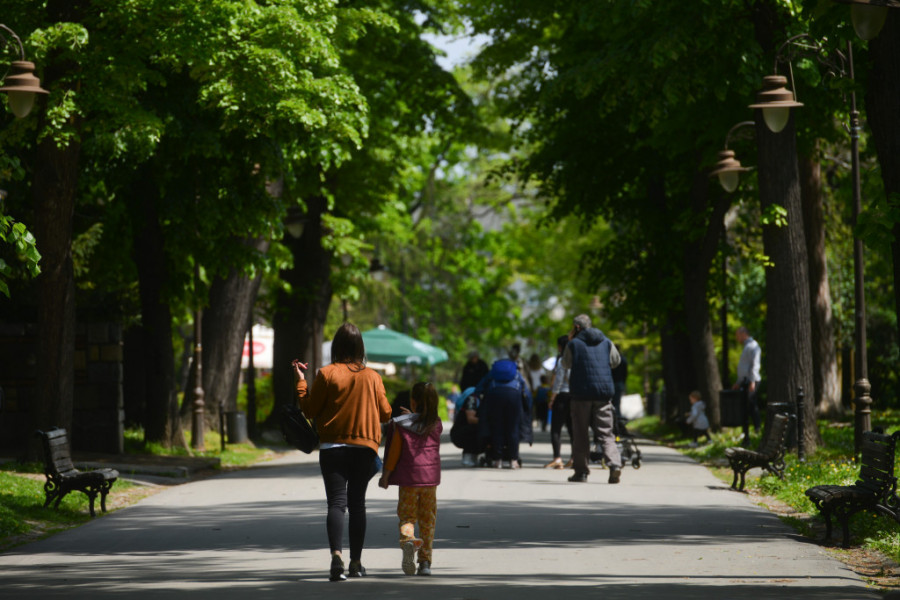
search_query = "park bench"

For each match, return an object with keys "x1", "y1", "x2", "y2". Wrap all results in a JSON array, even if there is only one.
[
  {"x1": 805, "y1": 429, "x2": 900, "y2": 547},
  {"x1": 35, "y1": 428, "x2": 119, "y2": 517},
  {"x1": 724, "y1": 411, "x2": 791, "y2": 491}
]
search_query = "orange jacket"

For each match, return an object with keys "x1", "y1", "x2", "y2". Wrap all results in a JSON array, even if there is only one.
[{"x1": 296, "y1": 362, "x2": 392, "y2": 452}]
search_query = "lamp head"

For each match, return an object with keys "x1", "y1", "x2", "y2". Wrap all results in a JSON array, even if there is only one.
[
  {"x1": 709, "y1": 150, "x2": 751, "y2": 193},
  {"x1": 0, "y1": 61, "x2": 48, "y2": 118},
  {"x1": 832, "y1": 0, "x2": 900, "y2": 40},
  {"x1": 749, "y1": 75, "x2": 803, "y2": 133}
]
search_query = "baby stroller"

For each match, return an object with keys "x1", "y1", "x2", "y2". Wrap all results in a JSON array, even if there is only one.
[{"x1": 590, "y1": 416, "x2": 642, "y2": 469}]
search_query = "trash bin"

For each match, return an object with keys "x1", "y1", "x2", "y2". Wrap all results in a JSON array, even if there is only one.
[
  {"x1": 719, "y1": 389, "x2": 745, "y2": 427},
  {"x1": 765, "y1": 401, "x2": 796, "y2": 448},
  {"x1": 226, "y1": 411, "x2": 249, "y2": 444}
]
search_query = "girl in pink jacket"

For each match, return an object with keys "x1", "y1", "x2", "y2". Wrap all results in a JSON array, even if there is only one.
[{"x1": 379, "y1": 381, "x2": 442, "y2": 576}]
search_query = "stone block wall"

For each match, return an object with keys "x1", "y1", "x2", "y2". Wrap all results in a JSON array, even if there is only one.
[{"x1": 0, "y1": 321, "x2": 124, "y2": 454}]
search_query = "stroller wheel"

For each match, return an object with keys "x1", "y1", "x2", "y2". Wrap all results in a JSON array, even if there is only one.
[{"x1": 632, "y1": 457, "x2": 641, "y2": 469}]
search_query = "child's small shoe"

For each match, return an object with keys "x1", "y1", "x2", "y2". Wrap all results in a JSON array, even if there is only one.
[
  {"x1": 401, "y1": 540, "x2": 418, "y2": 575},
  {"x1": 417, "y1": 560, "x2": 432, "y2": 576},
  {"x1": 329, "y1": 554, "x2": 346, "y2": 582}
]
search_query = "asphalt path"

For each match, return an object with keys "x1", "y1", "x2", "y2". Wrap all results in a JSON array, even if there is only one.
[{"x1": 0, "y1": 429, "x2": 882, "y2": 599}]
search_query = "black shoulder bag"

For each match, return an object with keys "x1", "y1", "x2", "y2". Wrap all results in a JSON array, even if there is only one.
[{"x1": 280, "y1": 404, "x2": 319, "y2": 453}]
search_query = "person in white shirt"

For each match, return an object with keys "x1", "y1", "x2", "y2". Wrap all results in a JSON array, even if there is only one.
[{"x1": 732, "y1": 326, "x2": 762, "y2": 433}]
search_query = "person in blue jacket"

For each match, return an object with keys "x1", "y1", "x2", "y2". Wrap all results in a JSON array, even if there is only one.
[{"x1": 475, "y1": 358, "x2": 532, "y2": 468}]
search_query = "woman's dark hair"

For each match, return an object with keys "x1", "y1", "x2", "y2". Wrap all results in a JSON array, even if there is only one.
[
  {"x1": 411, "y1": 381, "x2": 440, "y2": 433},
  {"x1": 330, "y1": 322, "x2": 366, "y2": 368}
]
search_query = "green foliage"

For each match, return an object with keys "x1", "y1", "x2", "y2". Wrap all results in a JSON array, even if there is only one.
[
  {"x1": 0, "y1": 212, "x2": 41, "y2": 297},
  {"x1": 237, "y1": 373, "x2": 275, "y2": 425}
]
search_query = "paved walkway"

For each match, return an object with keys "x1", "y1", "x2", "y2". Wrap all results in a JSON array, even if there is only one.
[{"x1": 0, "y1": 430, "x2": 883, "y2": 599}]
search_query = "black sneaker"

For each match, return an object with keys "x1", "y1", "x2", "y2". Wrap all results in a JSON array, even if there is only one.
[
  {"x1": 417, "y1": 561, "x2": 432, "y2": 576},
  {"x1": 568, "y1": 473, "x2": 588, "y2": 483},
  {"x1": 348, "y1": 560, "x2": 366, "y2": 577},
  {"x1": 330, "y1": 554, "x2": 347, "y2": 581},
  {"x1": 608, "y1": 467, "x2": 622, "y2": 484}
]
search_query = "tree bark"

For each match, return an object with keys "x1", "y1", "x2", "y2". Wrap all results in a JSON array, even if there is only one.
[
  {"x1": 270, "y1": 196, "x2": 333, "y2": 423},
  {"x1": 201, "y1": 238, "x2": 269, "y2": 426},
  {"x1": 660, "y1": 311, "x2": 696, "y2": 423},
  {"x1": 682, "y1": 171, "x2": 728, "y2": 429},
  {"x1": 31, "y1": 124, "x2": 79, "y2": 455},
  {"x1": 131, "y1": 170, "x2": 180, "y2": 447},
  {"x1": 28, "y1": 0, "x2": 86, "y2": 459},
  {"x1": 865, "y1": 14, "x2": 900, "y2": 346},
  {"x1": 798, "y1": 151, "x2": 841, "y2": 416},
  {"x1": 755, "y1": 113, "x2": 819, "y2": 451}
]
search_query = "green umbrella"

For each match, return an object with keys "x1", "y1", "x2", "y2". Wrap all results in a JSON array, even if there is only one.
[{"x1": 361, "y1": 325, "x2": 449, "y2": 366}]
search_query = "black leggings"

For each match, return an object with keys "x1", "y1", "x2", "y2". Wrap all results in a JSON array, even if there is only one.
[
  {"x1": 319, "y1": 446, "x2": 375, "y2": 561},
  {"x1": 550, "y1": 393, "x2": 573, "y2": 460}
]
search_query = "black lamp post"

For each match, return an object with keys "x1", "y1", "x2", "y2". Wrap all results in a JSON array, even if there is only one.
[
  {"x1": 0, "y1": 24, "x2": 48, "y2": 118},
  {"x1": 749, "y1": 33, "x2": 874, "y2": 452},
  {"x1": 191, "y1": 263, "x2": 205, "y2": 451}
]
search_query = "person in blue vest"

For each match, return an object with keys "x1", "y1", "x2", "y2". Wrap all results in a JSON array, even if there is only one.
[
  {"x1": 560, "y1": 313, "x2": 623, "y2": 483},
  {"x1": 474, "y1": 358, "x2": 533, "y2": 468}
]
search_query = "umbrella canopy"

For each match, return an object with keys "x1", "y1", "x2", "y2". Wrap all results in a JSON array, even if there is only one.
[{"x1": 361, "y1": 325, "x2": 449, "y2": 366}]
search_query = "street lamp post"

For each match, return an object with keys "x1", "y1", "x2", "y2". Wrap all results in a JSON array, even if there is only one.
[
  {"x1": 0, "y1": 24, "x2": 48, "y2": 118},
  {"x1": 191, "y1": 264, "x2": 205, "y2": 451},
  {"x1": 749, "y1": 34, "x2": 871, "y2": 452}
]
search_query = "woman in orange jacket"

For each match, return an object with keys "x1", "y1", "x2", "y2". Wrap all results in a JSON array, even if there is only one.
[{"x1": 293, "y1": 322, "x2": 392, "y2": 581}]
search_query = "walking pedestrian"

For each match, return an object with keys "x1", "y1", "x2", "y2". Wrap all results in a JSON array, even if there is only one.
[
  {"x1": 561, "y1": 314, "x2": 623, "y2": 484},
  {"x1": 732, "y1": 326, "x2": 762, "y2": 434},
  {"x1": 293, "y1": 322, "x2": 393, "y2": 582},
  {"x1": 379, "y1": 381, "x2": 442, "y2": 576},
  {"x1": 545, "y1": 334, "x2": 573, "y2": 469}
]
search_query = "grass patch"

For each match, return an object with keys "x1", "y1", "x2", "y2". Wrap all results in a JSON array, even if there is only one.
[
  {"x1": 1, "y1": 428, "x2": 286, "y2": 553},
  {"x1": 123, "y1": 427, "x2": 282, "y2": 468},
  {"x1": 631, "y1": 411, "x2": 900, "y2": 565}
]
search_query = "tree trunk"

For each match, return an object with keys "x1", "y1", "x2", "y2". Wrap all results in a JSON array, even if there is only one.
[
  {"x1": 682, "y1": 171, "x2": 728, "y2": 429},
  {"x1": 755, "y1": 113, "x2": 819, "y2": 451},
  {"x1": 28, "y1": 0, "x2": 85, "y2": 459},
  {"x1": 798, "y1": 151, "x2": 841, "y2": 416},
  {"x1": 201, "y1": 238, "x2": 269, "y2": 426},
  {"x1": 660, "y1": 311, "x2": 695, "y2": 423},
  {"x1": 866, "y1": 15, "x2": 900, "y2": 347},
  {"x1": 131, "y1": 171, "x2": 180, "y2": 447},
  {"x1": 31, "y1": 124, "x2": 79, "y2": 457},
  {"x1": 270, "y1": 196, "x2": 333, "y2": 423}
]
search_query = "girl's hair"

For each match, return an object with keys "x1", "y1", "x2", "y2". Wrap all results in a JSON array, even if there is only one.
[
  {"x1": 330, "y1": 322, "x2": 366, "y2": 369},
  {"x1": 411, "y1": 381, "x2": 440, "y2": 433}
]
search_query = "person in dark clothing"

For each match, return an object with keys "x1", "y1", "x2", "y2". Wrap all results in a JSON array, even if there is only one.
[
  {"x1": 475, "y1": 359, "x2": 532, "y2": 468},
  {"x1": 561, "y1": 314, "x2": 623, "y2": 484},
  {"x1": 545, "y1": 334, "x2": 573, "y2": 469},
  {"x1": 460, "y1": 351, "x2": 489, "y2": 391},
  {"x1": 611, "y1": 352, "x2": 628, "y2": 422},
  {"x1": 450, "y1": 387, "x2": 484, "y2": 466}
]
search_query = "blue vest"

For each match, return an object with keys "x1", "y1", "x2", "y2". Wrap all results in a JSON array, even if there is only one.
[{"x1": 568, "y1": 328, "x2": 614, "y2": 400}]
